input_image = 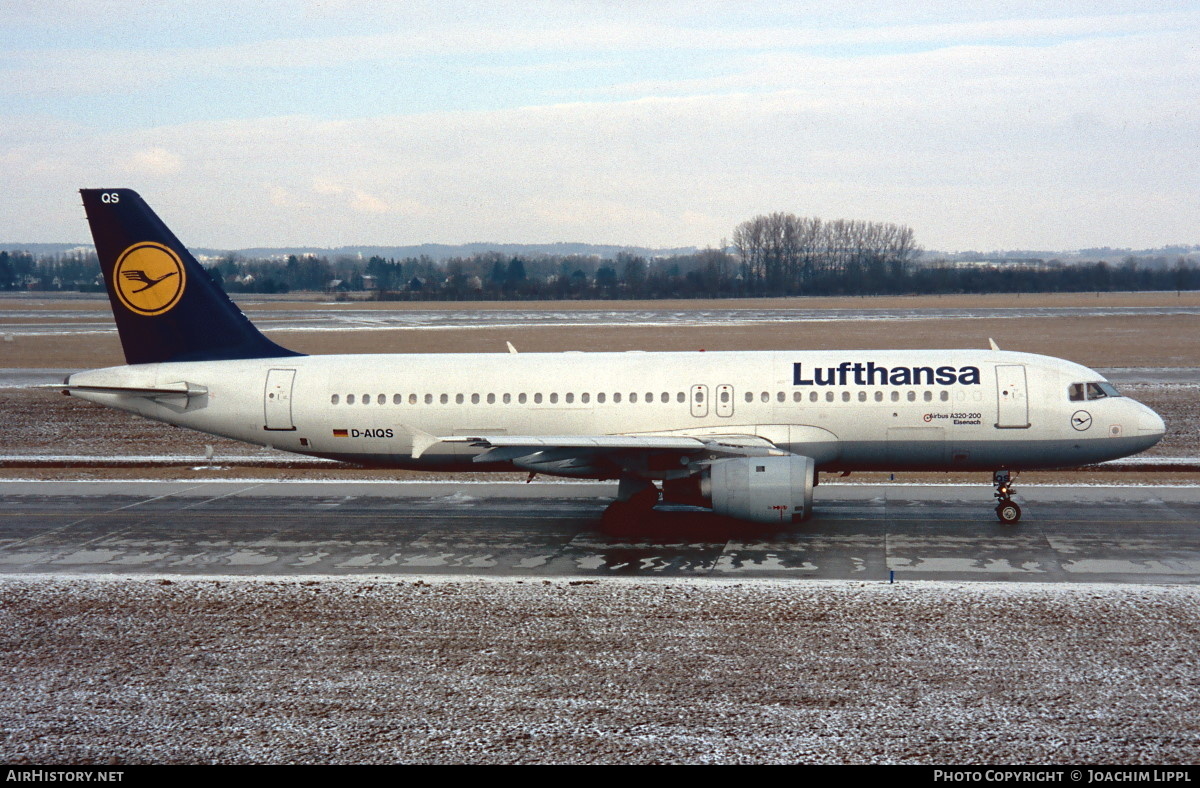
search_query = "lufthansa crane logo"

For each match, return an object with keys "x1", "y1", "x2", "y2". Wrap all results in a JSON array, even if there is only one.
[
  {"x1": 1071, "y1": 410, "x2": 1093, "y2": 431},
  {"x1": 113, "y1": 242, "x2": 186, "y2": 316}
]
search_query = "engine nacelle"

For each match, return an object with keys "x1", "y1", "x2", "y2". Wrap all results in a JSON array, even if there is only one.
[{"x1": 664, "y1": 455, "x2": 816, "y2": 524}]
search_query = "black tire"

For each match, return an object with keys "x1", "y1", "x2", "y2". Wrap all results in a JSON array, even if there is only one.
[
  {"x1": 996, "y1": 502, "x2": 1022, "y2": 524},
  {"x1": 601, "y1": 500, "x2": 644, "y2": 535}
]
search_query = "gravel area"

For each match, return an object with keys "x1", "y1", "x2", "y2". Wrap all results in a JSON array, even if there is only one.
[{"x1": 1, "y1": 575, "x2": 1197, "y2": 765}]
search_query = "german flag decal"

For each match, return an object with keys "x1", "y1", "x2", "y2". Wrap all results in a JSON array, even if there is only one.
[{"x1": 333, "y1": 429, "x2": 349, "y2": 438}]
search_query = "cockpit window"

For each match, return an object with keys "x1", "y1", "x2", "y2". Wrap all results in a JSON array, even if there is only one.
[{"x1": 1070, "y1": 381, "x2": 1121, "y2": 401}]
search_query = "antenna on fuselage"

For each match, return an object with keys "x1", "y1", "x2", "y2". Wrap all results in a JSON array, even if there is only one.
[{"x1": 988, "y1": 338, "x2": 1000, "y2": 351}]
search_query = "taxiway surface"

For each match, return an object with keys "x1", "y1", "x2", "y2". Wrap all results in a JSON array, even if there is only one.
[{"x1": 3, "y1": 481, "x2": 1198, "y2": 584}]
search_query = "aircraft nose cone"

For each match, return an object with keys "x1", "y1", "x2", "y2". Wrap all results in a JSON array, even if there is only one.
[{"x1": 1138, "y1": 407, "x2": 1166, "y2": 443}]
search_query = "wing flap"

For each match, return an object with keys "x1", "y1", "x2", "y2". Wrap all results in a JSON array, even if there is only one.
[{"x1": 444, "y1": 435, "x2": 707, "y2": 450}]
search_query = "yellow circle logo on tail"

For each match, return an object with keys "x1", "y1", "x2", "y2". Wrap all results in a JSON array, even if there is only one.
[{"x1": 113, "y1": 242, "x2": 186, "y2": 316}]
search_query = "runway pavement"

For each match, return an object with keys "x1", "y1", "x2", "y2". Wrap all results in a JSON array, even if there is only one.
[{"x1": 2, "y1": 480, "x2": 1198, "y2": 584}]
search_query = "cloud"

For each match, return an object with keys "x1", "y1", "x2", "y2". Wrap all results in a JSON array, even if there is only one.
[
  {"x1": 4, "y1": 8, "x2": 1192, "y2": 98},
  {"x1": 123, "y1": 147, "x2": 183, "y2": 177},
  {"x1": 1, "y1": 4, "x2": 1198, "y2": 249}
]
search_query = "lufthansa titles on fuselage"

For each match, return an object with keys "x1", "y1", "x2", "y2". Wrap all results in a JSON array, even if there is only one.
[{"x1": 793, "y1": 361, "x2": 982, "y2": 387}]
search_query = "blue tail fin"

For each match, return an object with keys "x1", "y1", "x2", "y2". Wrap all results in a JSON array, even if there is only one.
[{"x1": 81, "y1": 189, "x2": 302, "y2": 365}]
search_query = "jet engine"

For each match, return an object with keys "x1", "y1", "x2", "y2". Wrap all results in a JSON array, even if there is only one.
[{"x1": 662, "y1": 455, "x2": 816, "y2": 524}]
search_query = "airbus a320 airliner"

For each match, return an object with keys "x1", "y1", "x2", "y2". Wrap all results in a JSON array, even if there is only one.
[{"x1": 51, "y1": 189, "x2": 1165, "y2": 526}]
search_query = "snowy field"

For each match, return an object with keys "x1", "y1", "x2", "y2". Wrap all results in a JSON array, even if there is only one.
[{"x1": 1, "y1": 575, "x2": 1197, "y2": 765}]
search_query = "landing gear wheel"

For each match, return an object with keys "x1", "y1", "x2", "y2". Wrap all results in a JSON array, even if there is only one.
[
  {"x1": 992, "y1": 469, "x2": 1022, "y2": 525},
  {"x1": 601, "y1": 499, "x2": 646, "y2": 535},
  {"x1": 996, "y1": 501, "x2": 1022, "y2": 524},
  {"x1": 602, "y1": 484, "x2": 659, "y2": 535}
]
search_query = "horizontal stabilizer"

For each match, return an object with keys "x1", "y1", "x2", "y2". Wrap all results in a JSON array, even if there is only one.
[{"x1": 38, "y1": 382, "x2": 208, "y2": 399}]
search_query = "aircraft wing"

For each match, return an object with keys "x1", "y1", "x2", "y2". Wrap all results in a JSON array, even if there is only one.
[{"x1": 422, "y1": 432, "x2": 790, "y2": 479}]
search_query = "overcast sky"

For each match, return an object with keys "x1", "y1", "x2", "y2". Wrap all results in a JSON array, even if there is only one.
[{"x1": 2, "y1": 1, "x2": 1197, "y2": 251}]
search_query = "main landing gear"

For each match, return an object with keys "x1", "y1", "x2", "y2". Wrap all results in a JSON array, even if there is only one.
[
  {"x1": 993, "y1": 470, "x2": 1021, "y2": 524},
  {"x1": 602, "y1": 478, "x2": 659, "y2": 533}
]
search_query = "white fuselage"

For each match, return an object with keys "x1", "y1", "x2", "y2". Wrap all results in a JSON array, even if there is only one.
[{"x1": 67, "y1": 348, "x2": 1165, "y2": 476}]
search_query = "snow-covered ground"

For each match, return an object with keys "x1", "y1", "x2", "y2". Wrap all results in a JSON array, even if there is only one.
[{"x1": 2, "y1": 575, "x2": 1196, "y2": 765}]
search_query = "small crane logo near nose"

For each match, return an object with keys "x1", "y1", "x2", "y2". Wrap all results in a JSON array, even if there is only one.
[{"x1": 1071, "y1": 410, "x2": 1093, "y2": 431}]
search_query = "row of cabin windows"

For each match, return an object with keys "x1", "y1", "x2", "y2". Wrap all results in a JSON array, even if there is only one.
[
  {"x1": 332, "y1": 391, "x2": 690, "y2": 406},
  {"x1": 756, "y1": 389, "x2": 950, "y2": 403},
  {"x1": 330, "y1": 388, "x2": 951, "y2": 405}
]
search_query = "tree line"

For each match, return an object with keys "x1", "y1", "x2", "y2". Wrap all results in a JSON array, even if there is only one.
[
  {"x1": 731, "y1": 213, "x2": 920, "y2": 293},
  {"x1": 2, "y1": 213, "x2": 1199, "y2": 298}
]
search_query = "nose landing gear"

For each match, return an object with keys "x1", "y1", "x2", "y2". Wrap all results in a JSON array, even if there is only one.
[{"x1": 993, "y1": 470, "x2": 1021, "y2": 524}]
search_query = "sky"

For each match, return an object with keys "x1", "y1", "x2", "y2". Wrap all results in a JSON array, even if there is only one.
[{"x1": 2, "y1": 1, "x2": 1198, "y2": 252}]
